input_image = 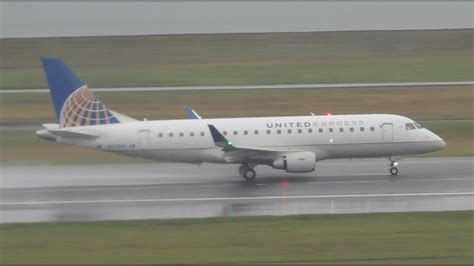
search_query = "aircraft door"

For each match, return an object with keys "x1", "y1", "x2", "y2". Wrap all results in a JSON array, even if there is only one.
[
  {"x1": 138, "y1": 130, "x2": 151, "y2": 149},
  {"x1": 381, "y1": 123, "x2": 393, "y2": 142}
]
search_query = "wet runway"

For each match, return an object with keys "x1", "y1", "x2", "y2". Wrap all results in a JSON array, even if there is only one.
[{"x1": 1, "y1": 157, "x2": 472, "y2": 223}]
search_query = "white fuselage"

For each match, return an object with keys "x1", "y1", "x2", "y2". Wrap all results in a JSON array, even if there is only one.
[{"x1": 56, "y1": 114, "x2": 446, "y2": 165}]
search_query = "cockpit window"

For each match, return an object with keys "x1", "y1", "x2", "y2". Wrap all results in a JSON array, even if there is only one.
[
  {"x1": 406, "y1": 123, "x2": 416, "y2": 130},
  {"x1": 414, "y1": 122, "x2": 424, "y2": 129}
]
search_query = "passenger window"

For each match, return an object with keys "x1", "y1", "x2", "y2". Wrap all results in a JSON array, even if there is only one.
[
  {"x1": 360, "y1": 127, "x2": 364, "y2": 132},
  {"x1": 266, "y1": 130, "x2": 271, "y2": 134},
  {"x1": 233, "y1": 131, "x2": 238, "y2": 135},
  {"x1": 350, "y1": 127, "x2": 354, "y2": 132},
  {"x1": 244, "y1": 130, "x2": 248, "y2": 135},
  {"x1": 169, "y1": 132, "x2": 174, "y2": 137},
  {"x1": 179, "y1": 132, "x2": 184, "y2": 137},
  {"x1": 287, "y1": 129, "x2": 292, "y2": 134},
  {"x1": 277, "y1": 129, "x2": 282, "y2": 134},
  {"x1": 308, "y1": 128, "x2": 313, "y2": 133},
  {"x1": 329, "y1": 128, "x2": 333, "y2": 133},
  {"x1": 190, "y1": 132, "x2": 194, "y2": 137},
  {"x1": 200, "y1": 132, "x2": 205, "y2": 136},
  {"x1": 158, "y1": 133, "x2": 163, "y2": 138},
  {"x1": 223, "y1": 131, "x2": 227, "y2": 136},
  {"x1": 414, "y1": 122, "x2": 424, "y2": 129},
  {"x1": 406, "y1": 123, "x2": 416, "y2": 130},
  {"x1": 339, "y1": 128, "x2": 344, "y2": 132},
  {"x1": 319, "y1": 128, "x2": 323, "y2": 133},
  {"x1": 254, "y1": 130, "x2": 259, "y2": 135},
  {"x1": 298, "y1": 129, "x2": 303, "y2": 133},
  {"x1": 370, "y1": 127, "x2": 375, "y2": 131}
]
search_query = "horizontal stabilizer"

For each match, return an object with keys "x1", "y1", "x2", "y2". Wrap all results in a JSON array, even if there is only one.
[
  {"x1": 42, "y1": 123, "x2": 60, "y2": 130},
  {"x1": 48, "y1": 129, "x2": 100, "y2": 139}
]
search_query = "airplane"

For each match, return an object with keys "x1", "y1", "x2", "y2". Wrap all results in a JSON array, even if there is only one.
[{"x1": 36, "y1": 57, "x2": 446, "y2": 180}]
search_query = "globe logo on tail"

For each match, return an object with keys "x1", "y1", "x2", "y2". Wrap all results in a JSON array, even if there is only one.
[{"x1": 60, "y1": 86, "x2": 119, "y2": 127}]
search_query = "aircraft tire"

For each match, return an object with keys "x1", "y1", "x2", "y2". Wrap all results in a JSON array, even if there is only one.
[
  {"x1": 243, "y1": 169, "x2": 256, "y2": 181},
  {"x1": 390, "y1": 167, "x2": 399, "y2": 176}
]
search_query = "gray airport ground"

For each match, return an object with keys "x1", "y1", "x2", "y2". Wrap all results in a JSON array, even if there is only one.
[{"x1": 1, "y1": 157, "x2": 472, "y2": 223}]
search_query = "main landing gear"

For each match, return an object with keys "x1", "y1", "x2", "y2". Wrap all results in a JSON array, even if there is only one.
[
  {"x1": 239, "y1": 164, "x2": 256, "y2": 181},
  {"x1": 389, "y1": 160, "x2": 399, "y2": 176}
]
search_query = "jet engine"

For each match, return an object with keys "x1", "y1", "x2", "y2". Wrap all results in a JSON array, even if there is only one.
[{"x1": 272, "y1": 151, "x2": 316, "y2": 173}]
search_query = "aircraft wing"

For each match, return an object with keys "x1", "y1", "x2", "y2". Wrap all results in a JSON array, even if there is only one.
[
  {"x1": 207, "y1": 124, "x2": 303, "y2": 163},
  {"x1": 185, "y1": 106, "x2": 202, "y2": 119}
]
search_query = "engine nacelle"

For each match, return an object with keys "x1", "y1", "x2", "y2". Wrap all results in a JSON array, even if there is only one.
[{"x1": 272, "y1": 151, "x2": 316, "y2": 173}]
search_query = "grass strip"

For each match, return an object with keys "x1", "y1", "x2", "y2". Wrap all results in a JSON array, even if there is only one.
[
  {"x1": 0, "y1": 211, "x2": 472, "y2": 264},
  {"x1": 1, "y1": 29, "x2": 472, "y2": 89},
  {"x1": 1, "y1": 87, "x2": 473, "y2": 124}
]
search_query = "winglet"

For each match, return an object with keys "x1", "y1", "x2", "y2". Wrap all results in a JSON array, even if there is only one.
[
  {"x1": 208, "y1": 124, "x2": 234, "y2": 150},
  {"x1": 185, "y1": 106, "x2": 202, "y2": 119}
]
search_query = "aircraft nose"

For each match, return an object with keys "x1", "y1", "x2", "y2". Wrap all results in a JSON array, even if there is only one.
[
  {"x1": 430, "y1": 132, "x2": 446, "y2": 151},
  {"x1": 435, "y1": 139, "x2": 447, "y2": 150}
]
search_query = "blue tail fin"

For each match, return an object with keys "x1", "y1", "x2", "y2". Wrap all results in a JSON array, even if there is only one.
[{"x1": 41, "y1": 57, "x2": 120, "y2": 127}]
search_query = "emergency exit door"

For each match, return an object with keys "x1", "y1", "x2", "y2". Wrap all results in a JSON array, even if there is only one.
[{"x1": 138, "y1": 130, "x2": 151, "y2": 149}]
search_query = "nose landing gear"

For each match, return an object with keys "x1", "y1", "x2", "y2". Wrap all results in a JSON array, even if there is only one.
[
  {"x1": 239, "y1": 164, "x2": 256, "y2": 181},
  {"x1": 390, "y1": 166, "x2": 399, "y2": 175},
  {"x1": 389, "y1": 161, "x2": 399, "y2": 176}
]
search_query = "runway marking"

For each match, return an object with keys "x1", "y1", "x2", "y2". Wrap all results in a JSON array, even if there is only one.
[
  {"x1": 2, "y1": 81, "x2": 473, "y2": 94},
  {"x1": 305, "y1": 177, "x2": 474, "y2": 185},
  {"x1": 1, "y1": 192, "x2": 473, "y2": 206}
]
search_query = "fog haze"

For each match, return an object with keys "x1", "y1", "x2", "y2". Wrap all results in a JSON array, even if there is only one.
[{"x1": 1, "y1": 2, "x2": 473, "y2": 38}]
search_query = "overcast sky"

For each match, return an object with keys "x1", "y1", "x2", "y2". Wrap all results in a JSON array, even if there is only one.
[{"x1": 1, "y1": 2, "x2": 472, "y2": 38}]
